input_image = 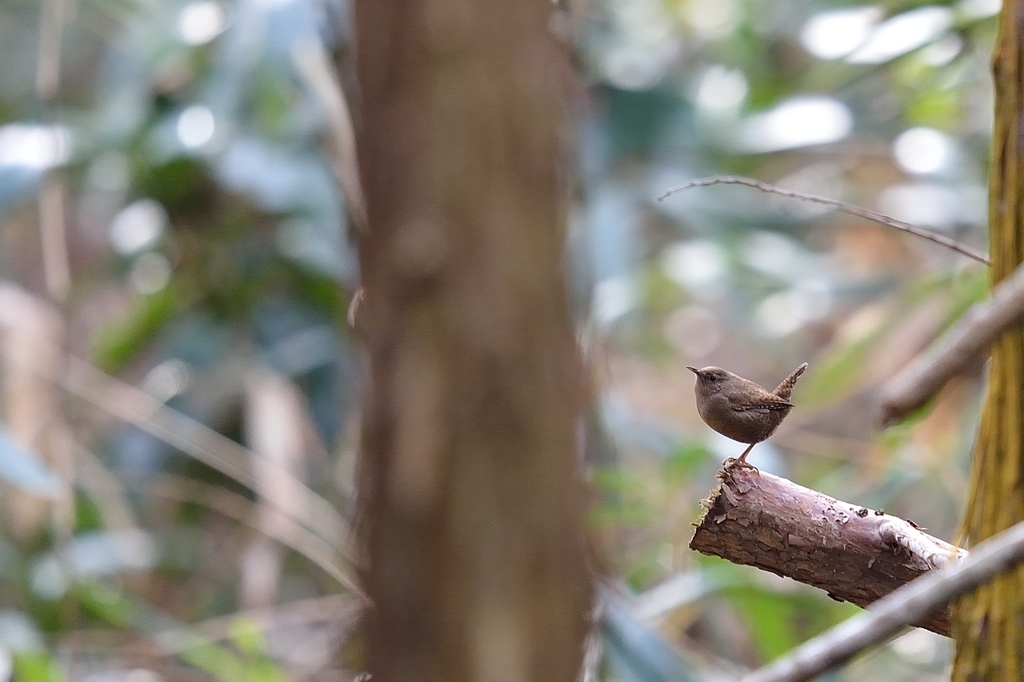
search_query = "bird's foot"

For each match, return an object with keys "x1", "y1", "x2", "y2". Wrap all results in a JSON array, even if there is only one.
[{"x1": 723, "y1": 457, "x2": 758, "y2": 472}]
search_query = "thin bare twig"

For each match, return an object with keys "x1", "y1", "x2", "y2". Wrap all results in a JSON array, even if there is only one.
[
  {"x1": 62, "y1": 593, "x2": 361, "y2": 681},
  {"x1": 878, "y1": 262, "x2": 1024, "y2": 425},
  {"x1": 62, "y1": 362, "x2": 367, "y2": 600},
  {"x1": 740, "y1": 520, "x2": 1024, "y2": 682},
  {"x1": 60, "y1": 358, "x2": 351, "y2": 550},
  {"x1": 36, "y1": 0, "x2": 72, "y2": 302},
  {"x1": 657, "y1": 176, "x2": 989, "y2": 265},
  {"x1": 292, "y1": 38, "x2": 367, "y2": 233},
  {"x1": 0, "y1": 286, "x2": 366, "y2": 599},
  {"x1": 121, "y1": 473, "x2": 363, "y2": 597},
  {"x1": 152, "y1": 594, "x2": 361, "y2": 654}
]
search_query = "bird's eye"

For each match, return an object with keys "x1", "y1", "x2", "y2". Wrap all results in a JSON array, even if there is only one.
[{"x1": 707, "y1": 375, "x2": 717, "y2": 382}]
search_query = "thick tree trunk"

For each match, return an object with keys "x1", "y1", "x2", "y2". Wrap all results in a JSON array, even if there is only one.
[
  {"x1": 352, "y1": 2, "x2": 593, "y2": 681},
  {"x1": 951, "y1": 0, "x2": 1024, "y2": 677}
]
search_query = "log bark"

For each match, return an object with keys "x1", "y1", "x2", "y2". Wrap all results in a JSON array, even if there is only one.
[
  {"x1": 690, "y1": 465, "x2": 966, "y2": 636},
  {"x1": 352, "y1": 1, "x2": 593, "y2": 681}
]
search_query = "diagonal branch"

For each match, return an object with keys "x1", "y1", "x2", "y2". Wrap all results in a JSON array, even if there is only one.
[
  {"x1": 60, "y1": 359, "x2": 366, "y2": 601},
  {"x1": 657, "y1": 175, "x2": 989, "y2": 265},
  {"x1": 878, "y1": 261, "x2": 1024, "y2": 425},
  {"x1": 740, "y1": 520, "x2": 1024, "y2": 682},
  {"x1": 60, "y1": 359, "x2": 351, "y2": 550},
  {"x1": 123, "y1": 473, "x2": 358, "y2": 593}
]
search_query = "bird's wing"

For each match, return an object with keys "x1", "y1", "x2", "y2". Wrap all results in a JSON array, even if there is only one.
[{"x1": 728, "y1": 393, "x2": 794, "y2": 412}]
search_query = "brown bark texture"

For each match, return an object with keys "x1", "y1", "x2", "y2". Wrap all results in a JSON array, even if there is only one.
[
  {"x1": 690, "y1": 465, "x2": 966, "y2": 637},
  {"x1": 951, "y1": 0, "x2": 1024, "y2": 677},
  {"x1": 351, "y1": 2, "x2": 593, "y2": 682}
]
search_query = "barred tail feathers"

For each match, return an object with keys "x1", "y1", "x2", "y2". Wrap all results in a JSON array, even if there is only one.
[{"x1": 773, "y1": 362, "x2": 808, "y2": 401}]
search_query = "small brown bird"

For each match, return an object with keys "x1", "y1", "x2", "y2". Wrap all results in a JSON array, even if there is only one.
[{"x1": 687, "y1": 362, "x2": 808, "y2": 464}]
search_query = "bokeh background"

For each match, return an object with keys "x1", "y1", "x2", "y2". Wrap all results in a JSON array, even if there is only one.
[{"x1": 0, "y1": 0, "x2": 1000, "y2": 679}]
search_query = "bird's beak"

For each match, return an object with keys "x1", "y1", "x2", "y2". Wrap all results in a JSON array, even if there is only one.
[{"x1": 686, "y1": 366, "x2": 699, "y2": 375}]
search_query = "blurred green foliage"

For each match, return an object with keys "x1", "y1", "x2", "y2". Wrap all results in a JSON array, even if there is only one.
[{"x1": 0, "y1": 0, "x2": 1000, "y2": 678}]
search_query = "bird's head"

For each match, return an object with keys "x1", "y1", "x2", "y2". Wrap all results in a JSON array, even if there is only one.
[{"x1": 686, "y1": 366, "x2": 735, "y2": 397}]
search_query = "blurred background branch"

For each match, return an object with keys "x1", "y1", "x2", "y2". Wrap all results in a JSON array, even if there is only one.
[{"x1": 880, "y1": 259, "x2": 1024, "y2": 425}]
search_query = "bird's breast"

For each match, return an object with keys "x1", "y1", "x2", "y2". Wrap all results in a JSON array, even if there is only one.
[{"x1": 696, "y1": 396, "x2": 791, "y2": 444}]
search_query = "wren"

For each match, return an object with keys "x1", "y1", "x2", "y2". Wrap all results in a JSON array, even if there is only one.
[{"x1": 687, "y1": 362, "x2": 808, "y2": 464}]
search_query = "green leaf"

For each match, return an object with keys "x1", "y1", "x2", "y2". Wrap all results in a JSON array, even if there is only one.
[
  {"x1": 91, "y1": 284, "x2": 182, "y2": 372},
  {"x1": 229, "y1": 618, "x2": 267, "y2": 657},
  {"x1": 663, "y1": 442, "x2": 713, "y2": 483},
  {"x1": 12, "y1": 652, "x2": 67, "y2": 682}
]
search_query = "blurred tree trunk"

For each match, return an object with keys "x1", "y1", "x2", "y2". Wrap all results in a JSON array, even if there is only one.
[
  {"x1": 351, "y1": 2, "x2": 593, "y2": 681},
  {"x1": 951, "y1": 0, "x2": 1024, "y2": 677}
]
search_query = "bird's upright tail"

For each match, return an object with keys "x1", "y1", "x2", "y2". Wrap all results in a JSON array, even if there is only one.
[{"x1": 773, "y1": 362, "x2": 808, "y2": 401}]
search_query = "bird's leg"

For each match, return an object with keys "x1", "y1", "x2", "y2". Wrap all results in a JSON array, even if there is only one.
[
  {"x1": 737, "y1": 443, "x2": 755, "y2": 463},
  {"x1": 724, "y1": 443, "x2": 757, "y2": 470}
]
